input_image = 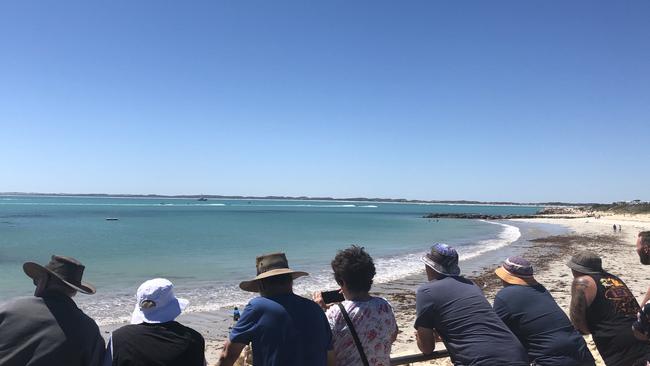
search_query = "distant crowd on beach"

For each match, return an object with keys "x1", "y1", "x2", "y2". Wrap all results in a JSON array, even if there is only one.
[{"x1": 1, "y1": 232, "x2": 650, "y2": 366}]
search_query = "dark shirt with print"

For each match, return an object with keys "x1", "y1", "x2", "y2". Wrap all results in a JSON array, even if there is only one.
[{"x1": 585, "y1": 273, "x2": 650, "y2": 366}]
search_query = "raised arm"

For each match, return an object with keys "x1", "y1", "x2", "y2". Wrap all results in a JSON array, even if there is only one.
[{"x1": 569, "y1": 275, "x2": 596, "y2": 334}]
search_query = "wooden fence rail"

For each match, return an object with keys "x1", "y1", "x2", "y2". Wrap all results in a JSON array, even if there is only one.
[{"x1": 389, "y1": 351, "x2": 450, "y2": 365}]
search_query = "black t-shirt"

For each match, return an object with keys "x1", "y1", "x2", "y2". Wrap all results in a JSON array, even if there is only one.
[
  {"x1": 494, "y1": 284, "x2": 595, "y2": 366},
  {"x1": 415, "y1": 276, "x2": 529, "y2": 366},
  {"x1": 111, "y1": 321, "x2": 205, "y2": 366},
  {"x1": 586, "y1": 273, "x2": 650, "y2": 366}
]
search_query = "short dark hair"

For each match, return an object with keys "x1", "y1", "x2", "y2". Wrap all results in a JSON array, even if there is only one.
[{"x1": 331, "y1": 246, "x2": 376, "y2": 293}]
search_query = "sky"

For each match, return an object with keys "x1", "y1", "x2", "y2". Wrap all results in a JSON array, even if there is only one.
[{"x1": 0, "y1": 1, "x2": 649, "y2": 203}]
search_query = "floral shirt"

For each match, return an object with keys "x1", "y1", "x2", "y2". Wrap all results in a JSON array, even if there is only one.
[{"x1": 326, "y1": 297, "x2": 397, "y2": 366}]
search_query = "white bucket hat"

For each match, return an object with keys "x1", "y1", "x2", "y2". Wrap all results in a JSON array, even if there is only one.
[{"x1": 131, "y1": 278, "x2": 189, "y2": 324}]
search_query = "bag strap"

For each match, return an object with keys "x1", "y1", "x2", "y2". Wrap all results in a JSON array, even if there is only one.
[{"x1": 337, "y1": 303, "x2": 370, "y2": 366}]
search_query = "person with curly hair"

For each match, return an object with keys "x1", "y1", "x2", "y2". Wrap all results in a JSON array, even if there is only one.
[{"x1": 314, "y1": 246, "x2": 397, "y2": 366}]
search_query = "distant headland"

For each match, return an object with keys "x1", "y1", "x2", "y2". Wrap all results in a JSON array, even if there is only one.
[
  {"x1": 0, "y1": 192, "x2": 593, "y2": 206},
  {"x1": 1, "y1": 193, "x2": 647, "y2": 213}
]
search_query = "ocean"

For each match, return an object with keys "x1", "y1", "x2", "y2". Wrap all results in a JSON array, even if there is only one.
[{"x1": 0, "y1": 195, "x2": 539, "y2": 324}]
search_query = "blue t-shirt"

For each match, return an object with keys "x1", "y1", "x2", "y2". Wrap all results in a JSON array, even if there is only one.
[
  {"x1": 493, "y1": 284, "x2": 595, "y2": 366},
  {"x1": 415, "y1": 276, "x2": 529, "y2": 366},
  {"x1": 229, "y1": 293, "x2": 332, "y2": 366}
]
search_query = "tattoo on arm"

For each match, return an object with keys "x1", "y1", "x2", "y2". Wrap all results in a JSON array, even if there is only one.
[{"x1": 570, "y1": 277, "x2": 591, "y2": 334}]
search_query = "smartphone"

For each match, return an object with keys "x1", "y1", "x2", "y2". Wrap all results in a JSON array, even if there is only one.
[{"x1": 321, "y1": 290, "x2": 345, "y2": 304}]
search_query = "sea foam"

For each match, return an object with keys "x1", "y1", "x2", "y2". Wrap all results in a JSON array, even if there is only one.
[
  {"x1": 458, "y1": 221, "x2": 521, "y2": 261},
  {"x1": 83, "y1": 220, "x2": 523, "y2": 325}
]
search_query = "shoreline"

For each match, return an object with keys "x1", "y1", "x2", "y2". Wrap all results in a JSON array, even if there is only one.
[
  {"x1": 96, "y1": 214, "x2": 650, "y2": 365},
  {"x1": 378, "y1": 215, "x2": 650, "y2": 366}
]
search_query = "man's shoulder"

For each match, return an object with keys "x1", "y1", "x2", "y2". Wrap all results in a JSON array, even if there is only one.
[
  {"x1": 290, "y1": 294, "x2": 325, "y2": 314},
  {"x1": 418, "y1": 276, "x2": 468, "y2": 293},
  {"x1": 494, "y1": 285, "x2": 531, "y2": 304},
  {"x1": 113, "y1": 324, "x2": 142, "y2": 337},
  {"x1": 495, "y1": 284, "x2": 527, "y2": 297},
  {"x1": 175, "y1": 322, "x2": 205, "y2": 342},
  {"x1": 0, "y1": 297, "x2": 42, "y2": 320},
  {"x1": 1, "y1": 296, "x2": 41, "y2": 309}
]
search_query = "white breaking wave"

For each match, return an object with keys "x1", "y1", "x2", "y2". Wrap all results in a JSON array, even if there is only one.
[
  {"x1": 0, "y1": 202, "x2": 371, "y2": 208},
  {"x1": 458, "y1": 221, "x2": 522, "y2": 261},
  {"x1": 0, "y1": 202, "x2": 203, "y2": 207},
  {"x1": 83, "y1": 220, "x2": 522, "y2": 325},
  {"x1": 229, "y1": 204, "x2": 359, "y2": 208}
]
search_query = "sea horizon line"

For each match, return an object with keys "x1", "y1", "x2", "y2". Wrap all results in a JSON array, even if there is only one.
[{"x1": 0, "y1": 191, "x2": 596, "y2": 206}]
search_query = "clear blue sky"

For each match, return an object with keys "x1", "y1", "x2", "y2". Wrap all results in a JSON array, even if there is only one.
[{"x1": 1, "y1": 1, "x2": 648, "y2": 203}]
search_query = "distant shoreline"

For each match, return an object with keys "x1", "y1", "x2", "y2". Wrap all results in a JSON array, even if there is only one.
[{"x1": 0, "y1": 192, "x2": 583, "y2": 207}]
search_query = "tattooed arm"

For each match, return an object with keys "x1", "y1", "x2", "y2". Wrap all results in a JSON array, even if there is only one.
[{"x1": 570, "y1": 275, "x2": 597, "y2": 334}]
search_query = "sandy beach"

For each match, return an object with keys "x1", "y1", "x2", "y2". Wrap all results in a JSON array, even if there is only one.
[
  {"x1": 97, "y1": 213, "x2": 650, "y2": 365},
  {"x1": 382, "y1": 213, "x2": 650, "y2": 365}
]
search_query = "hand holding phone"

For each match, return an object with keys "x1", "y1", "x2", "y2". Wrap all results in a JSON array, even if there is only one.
[{"x1": 321, "y1": 289, "x2": 345, "y2": 304}]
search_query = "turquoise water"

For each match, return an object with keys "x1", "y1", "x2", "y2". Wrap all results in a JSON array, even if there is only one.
[{"x1": 0, "y1": 195, "x2": 539, "y2": 323}]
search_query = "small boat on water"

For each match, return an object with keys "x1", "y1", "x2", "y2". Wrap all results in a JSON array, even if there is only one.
[
  {"x1": 105, "y1": 218, "x2": 119, "y2": 221},
  {"x1": 197, "y1": 197, "x2": 208, "y2": 201}
]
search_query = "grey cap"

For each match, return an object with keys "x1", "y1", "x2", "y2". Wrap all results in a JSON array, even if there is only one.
[{"x1": 567, "y1": 250, "x2": 603, "y2": 274}]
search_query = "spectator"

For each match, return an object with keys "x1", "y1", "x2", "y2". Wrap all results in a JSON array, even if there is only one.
[
  {"x1": 103, "y1": 278, "x2": 205, "y2": 366},
  {"x1": 0, "y1": 255, "x2": 105, "y2": 366},
  {"x1": 568, "y1": 250, "x2": 650, "y2": 365},
  {"x1": 493, "y1": 256, "x2": 595, "y2": 365},
  {"x1": 415, "y1": 243, "x2": 529, "y2": 365},
  {"x1": 217, "y1": 252, "x2": 332, "y2": 366},
  {"x1": 313, "y1": 246, "x2": 398, "y2": 366}
]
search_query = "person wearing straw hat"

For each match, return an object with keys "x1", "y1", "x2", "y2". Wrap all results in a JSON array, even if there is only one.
[
  {"x1": 103, "y1": 278, "x2": 205, "y2": 366},
  {"x1": 217, "y1": 252, "x2": 332, "y2": 366},
  {"x1": 0, "y1": 255, "x2": 106, "y2": 366},
  {"x1": 493, "y1": 256, "x2": 595, "y2": 366},
  {"x1": 415, "y1": 243, "x2": 529, "y2": 366},
  {"x1": 567, "y1": 250, "x2": 650, "y2": 366}
]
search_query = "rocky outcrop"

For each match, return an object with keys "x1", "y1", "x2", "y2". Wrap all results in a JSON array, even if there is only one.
[{"x1": 422, "y1": 213, "x2": 586, "y2": 220}]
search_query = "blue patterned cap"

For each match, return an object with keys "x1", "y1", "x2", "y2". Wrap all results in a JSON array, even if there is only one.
[{"x1": 420, "y1": 243, "x2": 461, "y2": 276}]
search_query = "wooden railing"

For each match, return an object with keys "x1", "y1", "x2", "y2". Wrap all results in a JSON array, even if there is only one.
[{"x1": 389, "y1": 351, "x2": 450, "y2": 365}]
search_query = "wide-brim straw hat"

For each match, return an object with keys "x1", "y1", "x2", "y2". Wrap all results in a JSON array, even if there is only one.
[
  {"x1": 495, "y1": 256, "x2": 538, "y2": 286},
  {"x1": 566, "y1": 250, "x2": 603, "y2": 275},
  {"x1": 239, "y1": 252, "x2": 308, "y2": 292},
  {"x1": 23, "y1": 255, "x2": 96, "y2": 295}
]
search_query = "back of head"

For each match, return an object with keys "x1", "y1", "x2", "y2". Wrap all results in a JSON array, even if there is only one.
[
  {"x1": 131, "y1": 278, "x2": 189, "y2": 324},
  {"x1": 43, "y1": 276, "x2": 78, "y2": 297},
  {"x1": 567, "y1": 250, "x2": 603, "y2": 276},
  {"x1": 259, "y1": 274, "x2": 293, "y2": 296},
  {"x1": 331, "y1": 245, "x2": 376, "y2": 293}
]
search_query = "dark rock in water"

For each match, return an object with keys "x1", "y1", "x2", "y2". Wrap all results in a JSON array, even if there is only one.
[
  {"x1": 422, "y1": 213, "x2": 538, "y2": 220},
  {"x1": 422, "y1": 213, "x2": 586, "y2": 220}
]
